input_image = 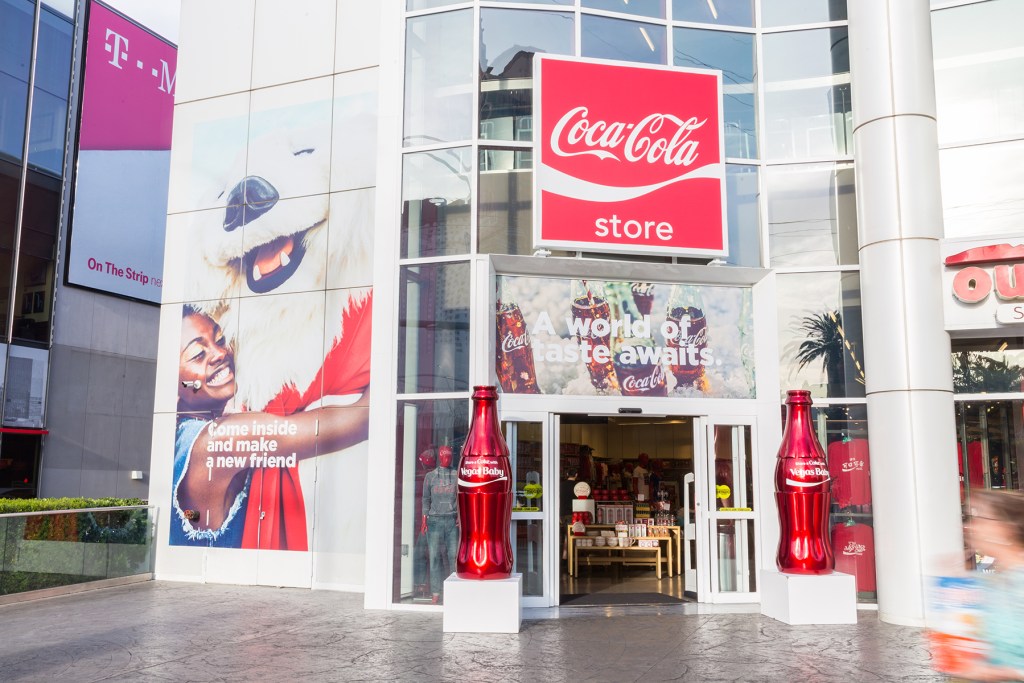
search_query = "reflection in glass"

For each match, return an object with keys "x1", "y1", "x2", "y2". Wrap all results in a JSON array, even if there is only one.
[
  {"x1": 513, "y1": 519, "x2": 545, "y2": 596},
  {"x1": 405, "y1": 11, "x2": 474, "y2": 146},
  {"x1": 933, "y1": 0, "x2": 1024, "y2": 146},
  {"x1": 397, "y1": 262, "x2": 471, "y2": 393},
  {"x1": 479, "y1": 147, "x2": 533, "y2": 255},
  {"x1": 582, "y1": 15, "x2": 667, "y2": 65},
  {"x1": 713, "y1": 425, "x2": 753, "y2": 510},
  {"x1": 401, "y1": 148, "x2": 472, "y2": 258},
  {"x1": 951, "y1": 338, "x2": 1024, "y2": 395},
  {"x1": 767, "y1": 162, "x2": 857, "y2": 267},
  {"x1": 4, "y1": 344, "x2": 48, "y2": 427},
  {"x1": 810, "y1": 403, "x2": 875, "y2": 601},
  {"x1": 28, "y1": 7, "x2": 73, "y2": 174},
  {"x1": 956, "y1": 400, "x2": 1024, "y2": 518},
  {"x1": 673, "y1": 0, "x2": 753, "y2": 27},
  {"x1": 715, "y1": 518, "x2": 756, "y2": 592},
  {"x1": 479, "y1": 9, "x2": 573, "y2": 142},
  {"x1": 392, "y1": 398, "x2": 469, "y2": 605},
  {"x1": 0, "y1": 0, "x2": 33, "y2": 161},
  {"x1": 761, "y1": 0, "x2": 847, "y2": 27},
  {"x1": 940, "y1": 139, "x2": 1024, "y2": 239},
  {"x1": 674, "y1": 27, "x2": 756, "y2": 159},
  {"x1": 13, "y1": 170, "x2": 58, "y2": 344},
  {"x1": 777, "y1": 272, "x2": 865, "y2": 399},
  {"x1": 763, "y1": 28, "x2": 851, "y2": 160},
  {"x1": 724, "y1": 164, "x2": 760, "y2": 267},
  {"x1": 0, "y1": 160, "x2": 18, "y2": 337},
  {"x1": 583, "y1": 0, "x2": 664, "y2": 19}
]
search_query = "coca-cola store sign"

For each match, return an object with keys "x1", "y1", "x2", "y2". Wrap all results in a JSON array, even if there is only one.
[
  {"x1": 942, "y1": 238, "x2": 1024, "y2": 331},
  {"x1": 533, "y1": 55, "x2": 726, "y2": 258}
]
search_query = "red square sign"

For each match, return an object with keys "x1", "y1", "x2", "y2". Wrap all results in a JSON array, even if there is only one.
[{"x1": 533, "y1": 55, "x2": 726, "y2": 258}]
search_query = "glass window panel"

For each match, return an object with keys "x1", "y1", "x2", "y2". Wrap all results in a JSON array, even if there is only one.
[
  {"x1": 513, "y1": 519, "x2": 545, "y2": 596},
  {"x1": 583, "y1": 0, "x2": 665, "y2": 19},
  {"x1": 724, "y1": 164, "x2": 760, "y2": 267},
  {"x1": 392, "y1": 397, "x2": 469, "y2": 605},
  {"x1": 777, "y1": 271, "x2": 865, "y2": 399},
  {"x1": 933, "y1": 0, "x2": 1024, "y2": 145},
  {"x1": 404, "y1": 10, "x2": 474, "y2": 146},
  {"x1": 0, "y1": 431, "x2": 38, "y2": 497},
  {"x1": 479, "y1": 9, "x2": 573, "y2": 143},
  {"x1": 767, "y1": 162, "x2": 857, "y2": 267},
  {"x1": 30, "y1": 9, "x2": 72, "y2": 172},
  {"x1": 507, "y1": 421, "x2": 544, "y2": 512},
  {"x1": 0, "y1": 0, "x2": 34, "y2": 162},
  {"x1": 581, "y1": 15, "x2": 667, "y2": 65},
  {"x1": 712, "y1": 424, "x2": 753, "y2": 510},
  {"x1": 810, "y1": 403, "x2": 875, "y2": 601},
  {"x1": 673, "y1": 0, "x2": 753, "y2": 27},
  {"x1": 762, "y1": 0, "x2": 847, "y2": 27},
  {"x1": 490, "y1": 0, "x2": 574, "y2": 4},
  {"x1": 401, "y1": 148, "x2": 472, "y2": 258},
  {"x1": 4, "y1": 344, "x2": 47, "y2": 427},
  {"x1": 714, "y1": 518, "x2": 756, "y2": 592},
  {"x1": 763, "y1": 28, "x2": 851, "y2": 160},
  {"x1": 406, "y1": 0, "x2": 460, "y2": 12},
  {"x1": 13, "y1": 169, "x2": 57, "y2": 344},
  {"x1": 398, "y1": 262, "x2": 471, "y2": 393},
  {"x1": 940, "y1": 139, "x2": 1024, "y2": 239},
  {"x1": 478, "y1": 147, "x2": 533, "y2": 255},
  {"x1": 951, "y1": 338, "x2": 1024, "y2": 395},
  {"x1": 674, "y1": 27, "x2": 757, "y2": 159}
]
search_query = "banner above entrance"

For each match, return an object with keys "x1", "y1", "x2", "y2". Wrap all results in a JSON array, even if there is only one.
[
  {"x1": 533, "y1": 55, "x2": 727, "y2": 259},
  {"x1": 496, "y1": 275, "x2": 754, "y2": 399}
]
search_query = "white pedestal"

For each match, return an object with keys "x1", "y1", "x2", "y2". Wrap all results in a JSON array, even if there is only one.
[
  {"x1": 442, "y1": 573, "x2": 522, "y2": 633},
  {"x1": 760, "y1": 570, "x2": 857, "y2": 625}
]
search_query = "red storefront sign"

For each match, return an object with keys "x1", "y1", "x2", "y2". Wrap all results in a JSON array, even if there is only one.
[
  {"x1": 533, "y1": 55, "x2": 726, "y2": 258},
  {"x1": 944, "y1": 243, "x2": 1024, "y2": 323}
]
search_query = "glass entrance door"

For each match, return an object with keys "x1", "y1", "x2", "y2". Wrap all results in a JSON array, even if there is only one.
[
  {"x1": 697, "y1": 417, "x2": 760, "y2": 603},
  {"x1": 503, "y1": 415, "x2": 556, "y2": 607}
]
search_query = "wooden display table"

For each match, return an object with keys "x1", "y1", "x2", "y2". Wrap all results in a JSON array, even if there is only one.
[
  {"x1": 574, "y1": 544, "x2": 665, "y2": 579},
  {"x1": 566, "y1": 524, "x2": 682, "y2": 577}
]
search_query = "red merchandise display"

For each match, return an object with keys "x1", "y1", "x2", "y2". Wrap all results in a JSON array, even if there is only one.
[
  {"x1": 831, "y1": 522, "x2": 877, "y2": 592},
  {"x1": 775, "y1": 390, "x2": 834, "y2": 574},
  {"x1": 456, "y1": 386, "x2": 514, "y2": 580},
  {"x1": 827, "y1": 438, "x2": 872, "y2": 508}
]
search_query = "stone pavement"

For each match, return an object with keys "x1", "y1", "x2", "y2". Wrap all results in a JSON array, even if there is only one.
[{"x1": 0, "y1": 581, "x2": 943, "y2": 682}]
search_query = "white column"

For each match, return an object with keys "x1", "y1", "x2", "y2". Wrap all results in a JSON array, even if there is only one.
[{"x1": 848, "y1": 0, "x2": 964, "y2": 626}]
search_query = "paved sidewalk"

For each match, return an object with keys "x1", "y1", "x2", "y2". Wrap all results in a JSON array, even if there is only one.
[{"x1": 0, "y1": 581, "x2": 942, "y2": 682}]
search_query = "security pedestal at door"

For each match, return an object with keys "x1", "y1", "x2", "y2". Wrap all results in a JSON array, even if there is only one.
[{"x1": 421, "y1": 445, "x2": 457, "y2": 605}]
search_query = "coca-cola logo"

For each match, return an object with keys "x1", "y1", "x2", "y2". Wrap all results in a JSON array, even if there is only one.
[
  {"x1": 501, "y1": 330, "x2": 531, "y2": 353},
  {"x1": 550, "y1": 107, "x2": 706, "y2": 167},
  {"x1": 841, "y1": 459, "x2": 864, "y2": 473},
  {"x1": 621, "y1": 364, "x2": 665, "y2": 393},
  {"x1": 678, "y1": 325, "x2": 708, "y2": 348},
  {"x1": 842, "y1": 541, "x2": 866, "y2": 556}
]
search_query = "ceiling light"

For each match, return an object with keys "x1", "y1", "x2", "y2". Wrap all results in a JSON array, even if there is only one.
[
  {"x1": 706, "y1": 0, "x2": 719, "y2": 20},
  {"x1": 639, "y1": 26, "x2": 655, "y2": 52}
]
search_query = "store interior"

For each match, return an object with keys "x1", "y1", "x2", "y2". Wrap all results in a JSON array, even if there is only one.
[{"x1": 557, "y1": 414, "x2": 696, "y2": 606}]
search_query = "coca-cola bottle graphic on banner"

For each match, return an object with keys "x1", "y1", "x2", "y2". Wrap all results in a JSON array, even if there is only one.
[
  {"x1": 571, "y1": 280, "x2": 619, "y2": 392},
  {"x1": 631, "y1": 283, "x2": 655, "y2": 316},
  {"x1": 775, "y1": 389, "x2": 834, "y2": 574},
  {"x1": 666, "y1": 284, "x2": 710, "y2": 393},
  {"x1": 496, "y1": 297, "x2": 540, "y2": 394},
  {"x1": 456, "y1": 386, "x2": 514, "y2": 580},
  {"x1": 613, "y1": 337, "x2": 667, "y2": 397}
]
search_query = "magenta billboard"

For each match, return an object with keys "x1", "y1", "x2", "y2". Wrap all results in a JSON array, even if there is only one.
[{"x1": 67, "y1": 0, "x2": 176, "y2": 303}]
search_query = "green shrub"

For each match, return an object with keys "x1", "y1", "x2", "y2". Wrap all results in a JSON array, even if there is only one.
[{"x1": 0, "y1": 498, "x2": 146, "y2": 515}]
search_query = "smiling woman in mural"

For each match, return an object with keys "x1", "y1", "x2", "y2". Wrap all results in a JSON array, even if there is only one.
[{"x1": 172, "y1": 306, "x2": 369, "y2": 548}]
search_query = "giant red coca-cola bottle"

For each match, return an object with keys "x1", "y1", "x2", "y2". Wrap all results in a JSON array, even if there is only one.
[
  {"x1": 456, "y1": 386, "x2": 514, "y2": 579},
  {"x1": 775, "y1": 389, "x2": 834, "y2": 574}
]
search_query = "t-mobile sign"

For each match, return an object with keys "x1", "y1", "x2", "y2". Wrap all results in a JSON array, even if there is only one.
[{"x1": 533, "y1": 55, "x2": 726, "y2": 258}]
